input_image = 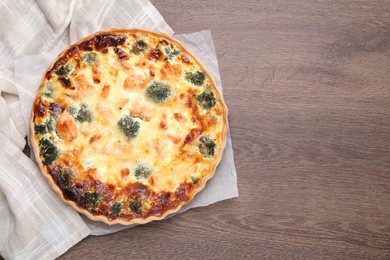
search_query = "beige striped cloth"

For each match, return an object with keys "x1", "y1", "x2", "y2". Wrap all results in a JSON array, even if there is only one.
[
  {"x1": 0, "y1": 0, "x2": 173, "y2": 259},
  {"x1": 0, "y1": 1, "x2": 238, "y2": 259}
]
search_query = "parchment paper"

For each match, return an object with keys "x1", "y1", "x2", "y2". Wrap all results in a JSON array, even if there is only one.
[{"x1": 15, "y1": 30, "x2": 238, "y2": 235}]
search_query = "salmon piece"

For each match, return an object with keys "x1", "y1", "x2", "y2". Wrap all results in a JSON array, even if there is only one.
[
  {"x1": 153, "y1": 138, "x2": 162, "y2": 155},
  {"x1": 129, "y1": 101, "x2": 151, "y2": 121},
  {"x1": 160, "y1": 111, "x2": 167, "y2": 129},
  {"x1": 135, "y1": 58, "x2": 147, "y2": 67},
  {"x1": 117, "y1": 98, "x2": 129, "y2": 109},
  {"x1": 89, "y1": 134, "x2": 101, "y2": 144},
  {"x1": 101, "y1": 84, "x2": 110, "y2": 99},
  {"x1": 108, "y1": 59, "x2": 122, "y2": 69},
  {"x1": 121, "y1": 168, "x2": 130, "y2": 177},
  {"x1": 61, "y1": 158, "x2": 74, "y2": 167},
  {"x1": 62, "y1": 147, "x2": 84, "y2": 167},
  {"x1": 92, "y1": 63, "x2": 102, "y2": 74},
  {"x1": 181, "y1": 151, "x2": 194, "y2": 161},
  {"x1": 123, "y1": 76, "x2": 132, "y2": 89},
  {"x1": 148, "y1": 176, "x2": 155, "y2": 185},
  {"x1": 167, "y1": 133, "x2": 181, "y2": 144},
  {"x1": 109, "y1": 69, "x2": 118, "y2": 77},
  {"x1": 102, "y1": 140, "x2": 132, "y2": 161},
  {"x1": 123, "y1": 72, "x2": 150, "y2": 89},
  {"x1": 121, "y1": 60, "x2": 133, "y2": 70},
  {"x1": 174, "y1": 112, "x2": 187, "y2": 123},
  {"x1": 73, "y1": 74, "x2": 96, "y2": 98},
  {"x1": 72, "y1": 147, "x2": 83, "y2": 156},
  {"x1": 149, "y1": 65, "x2": 155, "y2": 77},
  {"x1": 160, "y1": 62, "x2": 182, "y2": 77},
  {"x1": 85, "y1": 168, "x2": 97, "y2": 179},
  {"x1": 214, "y1": 106, "x2": 222, "y2": 115},
  {"x1": 66, "y1": 89, "x2": 80, "y2": 99},
  {"x1": 97, "y1": 104, "x2": 113, "y2": 126},
  {"x1": 78, "y1": 123, "x2": 93, "y2": 137},
  {"x1": 56, "y1": 112, "x2": 78, "y2": 142},
  {"x1": 160, "y1": 120, "x2": 167, "y2": 129},
  {"x1": 171, "y1": 64, "x2": 183, "y2": 76}
]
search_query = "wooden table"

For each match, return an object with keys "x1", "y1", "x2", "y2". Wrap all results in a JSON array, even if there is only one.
[{"x1": 61, "y1": 1, "x2": 390, "y2": 259}]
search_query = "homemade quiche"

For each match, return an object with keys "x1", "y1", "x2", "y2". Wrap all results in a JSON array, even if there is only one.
[{"x1": 30, "y1": 28, "x2": 228, "y2": 225}]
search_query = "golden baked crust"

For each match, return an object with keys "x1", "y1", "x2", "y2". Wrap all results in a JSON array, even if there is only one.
[{"x1": 30, "y1": 28, "x2": 228, "y2": 225}]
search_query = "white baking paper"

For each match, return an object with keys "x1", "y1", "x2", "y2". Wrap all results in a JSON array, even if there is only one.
[{"x1": 15, "y1": 30, "x2": 238, "y2": 236}]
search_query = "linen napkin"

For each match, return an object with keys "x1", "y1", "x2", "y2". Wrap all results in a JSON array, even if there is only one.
[
  {"x1": 1, "y1": 0, "x2": 174, "y2": 258},
  {"x1": 0, "y1": 0, "x2": 238, "y2": 258}
]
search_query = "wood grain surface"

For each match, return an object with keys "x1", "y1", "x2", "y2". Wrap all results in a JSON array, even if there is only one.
[{"x1": 58, "y1": 1, "x2": 390, "y2": 259}]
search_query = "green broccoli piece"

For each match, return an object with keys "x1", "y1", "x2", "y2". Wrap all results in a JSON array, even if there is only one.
[
  {"x1": 75, "y1": 103, "x2": 93, "y2": 123},
  {"x1": 55, "y1": 64, "x2": 72, "y2": 77},
  {"x1": 51, "y1": 165, "x2": 73, "y2": 187},
  {"x1": 81, "y1": 52, "x2": 98, "y2": 65},
  {"x1": 146, "y1": 81, "x2": 171, "y2": 103},
  {"x1": 196, "y1": 90, "x2": 216, "y2": 109},
  {"x1": 118, "y1": 115, "x2": 140, "y2": 138},
  {"x1": 134, "y1": 164, "x2": 151, "y2": 179},
  {"x1": 190, "y1": 176, "x2": 200, "y2": 185},
  {"x1": 38, "y1": 138, "x2": 59, "y2": 165},
  {"x1": 165, "y1": 47, "x2": 180, "y2": 59},
  {"x1": 198, "y1": 136, "x2": 216, "y2": 158},
  {"x1": 34, "y1": 124, "x2": 47, "y2": 135},
  {"x1": 46, "y1": 114, "x2": 58, "y2": 132},
  {"x1": 62, "y1": 168, "x2": 73, "y2": 186},
  {"x1": 129, "y1": 200, "x2": 141, "y2": 214},
  {"x1": 130, "y1": 39, "x2": 147, "y2": 54},
  {"x1": 34, "y1": 115, "x2": 57, "y2": 135},
  {"x1": 42, "y1": 83, "x2": 54, "y2": 98},
  {"x1": 79, "y1": 191, "x2": 101, "y2": 210},
  {"x1": 67, "y1": 105, "x2": 78, "y2": 117},
  {"x1": 110, "y1": 202, "x2": 122, "y2": 216},
  {"x1": 186, "y1": 71, "x2": 206, "y2": 86}
]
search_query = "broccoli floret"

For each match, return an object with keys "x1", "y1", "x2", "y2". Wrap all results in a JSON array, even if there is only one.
[
  {"x1": 62, "y1": 168, "x2": 73, "y2": 186},
  {"x1": 134, "y1": 164, "x2": 151, "y2": 179},
  {"x1": 118, "y1": 115, "x2": 140, "y2": 138},
  {"x1": 42, "y1": 83, "x2": 54, "y2": 98},
  {"x1": 34, "y1": 114, "x2": 58, "y2": 135},
  {"x1": 165, "y1": 47, "x2": 180, "y2": 59},
  {"x1": 81, "y1": 52, "x2": 98, "y2": 65},
  {"x1": 50, "y1": 165, "x2": 73, "y2": 188},
  {"x1": 75, "y1": 103, "x2": 93, "y2": 123},
  {"x1": 46, "y1": 114, "x2": 58, "y2": 132},
  {"x1": 146, "y1": 81, "x2": 171, "y2": 103},
  {"x1": 110, "y1": 202, "x2": 122, "y2": 216},
  {"x1": 196, "y1": 90, "x2": 216, "y2": 109},
  {"x1": 130, "y1": 39, "x2": 147, "y2": 54},
  {"x1": 34, "y1": 124, "x2": 47, "y2": 135},
  {"x1": 55, "y1": 64, "x2": 72, "y2": 77},
  {"x1": 129, "y1": 200, "x2": 141, "y2": 214},
  {"x1": 38, "y1": 138, "x2": 59, "y2": 165},
  {"x1": 67, "y1": 105, "x2": 78, "y2": 117},
  {"x1": 79, "y1": 191, "x2": 101, "y2": 210},
  {"x1": 190, "y1": 176, "x2": 200, "y2": 184},
  {"x1": 198, "y1": 136, "x2": 216, "y2": 158},
  {"x1": 186, "y1": 71, "x2": 206, "y2": 86}
]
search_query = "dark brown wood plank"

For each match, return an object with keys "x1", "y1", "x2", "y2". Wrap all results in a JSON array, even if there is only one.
[{"x1": 60, "y1": 1, "x2": 390, "y2": 259}]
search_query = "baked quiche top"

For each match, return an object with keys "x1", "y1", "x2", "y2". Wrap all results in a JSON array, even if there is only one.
[{"x1": 30, "y1": 28, "x2": 228, "y2": 225}]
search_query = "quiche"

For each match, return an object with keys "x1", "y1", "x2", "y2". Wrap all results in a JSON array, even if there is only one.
[{"x1": 30, "y1": 28, "x2": 228, "y2": 225}]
